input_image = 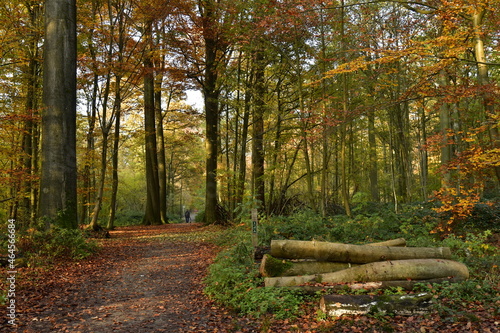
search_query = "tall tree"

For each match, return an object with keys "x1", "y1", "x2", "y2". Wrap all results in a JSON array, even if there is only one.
[
  {"x1": 200, "y1": 0, "x2": 222, "y2": 224},
  {"x1": 142, "y1": 19, "x2": 162, "y2": 225},
  {"x1": 39, "y1": 0, "x2": 78, "y2": 228}
]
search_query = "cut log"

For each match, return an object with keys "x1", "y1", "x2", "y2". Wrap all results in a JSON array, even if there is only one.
[
  {"x1": 367, "y1": 238, "x2": 406, "y2": 247},
  {"x1": 264, "y1": 259, "x2": 469, "y2": 287},
  {"x1": 260, "y1": 239, "x2": 406, "y2": 277},
  {"x1": 320, "y1": 293, "x2": 434, "y2": 317},
  {"x1": 270, "y1": 239, "x2": 451, "y2": 263},
  {"x1": 285, "y1": 277, "x2": 465, "y2": 294},
  {"x1": 259, "y1": 254, "x2": 359, "y2": 277}
]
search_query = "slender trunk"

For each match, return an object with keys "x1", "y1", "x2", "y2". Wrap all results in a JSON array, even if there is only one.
[
  {"x1": 419, "y1": 104, "x2": 429, "y2": 200},
  {"x1": 235, "y1": 89, "x2": 250, "y2": 211},
  {"x1": 252, "y1": 50, "x2": 266, "y2": 210},
  {"x1": 20, "y1": 54, "x2": 40, "y2": 226},
  {"x1": 89, "y1": 70, "x2": 112, "y2": 230},
  {"x1": 439, "y1": 70, "x2": 452, "y2": 187},
  {"x1": 277, "y1": 139, "x2": 303, "y2": 213},
  {"x1": 368, "y1": 109, "x2": 379, "y2": 201},
  {"x1": 320, "y1": 7, "x2": 329, "y2": 217},
  {"x1": 340, "y1": 0, "x2": 351, "y2": 217},
  {"x1": 155, "y1": 73, "x2": 168, "y2": 224},
  {"x1": 81, "y1": 73, "x2": 98, "y2": 224},
  {"x1": 143, "y1": 20, "x2": 161, "y2": 225},
  {"x1": 107, "y1": 77, "x2": 122, "y2": 230}
]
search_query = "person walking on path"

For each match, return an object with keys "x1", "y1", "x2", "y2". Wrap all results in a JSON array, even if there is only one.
[{"x1": 185, "y1": 210, "x2": 191, "y2": 223}]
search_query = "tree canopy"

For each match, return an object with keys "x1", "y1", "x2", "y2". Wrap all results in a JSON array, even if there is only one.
[{"x1": 0, "y1": 0, "x2": 498, "y2": 229}]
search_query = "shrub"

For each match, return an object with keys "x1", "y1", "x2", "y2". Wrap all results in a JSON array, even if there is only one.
[{"x1": 17, "y1": 223, "x2": 98, "y2": 266}]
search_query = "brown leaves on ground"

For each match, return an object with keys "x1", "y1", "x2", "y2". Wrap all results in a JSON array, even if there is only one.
[{"x1": 2, "y1": 223, "x2": 257, "y2": 332}]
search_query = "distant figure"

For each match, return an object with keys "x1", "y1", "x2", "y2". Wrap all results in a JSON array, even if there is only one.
[{"x1": 184, "y1": 210, "x2": 191, "y2": 223}]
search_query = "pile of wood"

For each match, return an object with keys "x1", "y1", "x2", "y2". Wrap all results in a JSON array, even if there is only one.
[{"x1": 260, "y1": 239, "x2": 469, "y2": 316}]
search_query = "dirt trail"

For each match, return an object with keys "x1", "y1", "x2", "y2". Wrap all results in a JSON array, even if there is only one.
[{"x1": 7, "y1": 224, "x2": 258, "y2": 333}]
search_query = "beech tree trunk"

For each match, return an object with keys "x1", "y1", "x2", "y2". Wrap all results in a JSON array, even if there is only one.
[
  {"x1": 270, "y1": 240, "x2": 450, "y2": 264},
  {"x1": 40, "y1": 0, "x2": 77, "y2": 229},
  {"x1": 264, "y1": 259, "x2": 469, "y2": 287}
]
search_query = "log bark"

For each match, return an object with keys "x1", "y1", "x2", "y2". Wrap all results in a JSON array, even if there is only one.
[
  {"x1": 260, "y1": 254, "x2": 359, "y2": 277},
  {"x1": 264, "y1": 259, "x2": 469, "y2": 287},
  {"x1": 285, "y1": 277, "x2": 465, "y2": 294},
  {"x1": 260, "y1": 239, "x2": 406, "y2": 277},
  {"x1": 270, "y1": 240, "x2": 450, "y2": 264},
  {"x1": 320, "y1": 293, "x2": 434, "y2": 317},
  {"x1": 367, "y1": 238, "x2": 406, "y2": 247}
]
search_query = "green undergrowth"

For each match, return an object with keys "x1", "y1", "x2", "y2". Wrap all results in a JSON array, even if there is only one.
[
  {"x1": 204, "y1": 205, "x2": 499, "y2": 321},
  {"x1": 204, "y1": 242, "x2": 305, "y2": 319},
  {"x1": 5, "y1": 223, "x2": 98, "y2": 268}
]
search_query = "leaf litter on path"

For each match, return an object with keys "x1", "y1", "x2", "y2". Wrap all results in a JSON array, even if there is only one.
[{"x1": 3, "y1": 223, "x2": 258, "y2": 333}]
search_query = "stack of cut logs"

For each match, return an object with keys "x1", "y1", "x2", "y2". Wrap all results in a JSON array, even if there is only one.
[{"x1": 260, "y1": 239, "x2": 469, "y2": 316}]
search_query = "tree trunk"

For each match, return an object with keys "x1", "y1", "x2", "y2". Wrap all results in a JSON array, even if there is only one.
[
  {"x1": 155, "y1": 71, "x2": 168, "y2": 225},
  {"x1": 471, "y1": 9, "x2": 500, "y2": 185},
  {"x1": 340, "y1": 0, "x2": 352, "y2": 217},
  {"x1": 260, "y1": 239, "x2": 406, "y2": 277},
  {"x1": 260, "y1": 254, "x2": 358, "y2": 277},
  {"x1": 202, "y1": 0, "x2": 220, "y2": 224},
  {"x1": 270, "y1": 239, "x2": 451, "y2": 264},
  {"x1": 107, "y1": 76, "x2": 122, "y2": 230},
  {"x1": 368, "y1": 238, "x2": 406, "y2": 247},
  {"x1": 39, "y1": 0, "x2": 77, "y2": 229},
  {"x1": 20, "y1": 49, "x2": 41, "y2": 226},
  {"x1": 320, "y1": 293, "x2": 434, "y2": 317},
  {"x1": 235, "y1": 89, "x2": 250, "y2": 212},
  {"x1": 252, "y1": 49, "x2": 266, "y2": 210},
  {"x1": 439, "y1": 70, "x2": 453, "y2": 187},
  {"x1": 89, "y1": 71, "x2": 112, "y2": 231},
  {"x1": 142, "y1": 20, "x2": 161, "y2": 225},
  {"x1": 287, "y1": 277, "x2": 464, "y2": 294},
  {"x1": 264, "y1": 259, "x2": 469, "y2": 287},
  {"x1": 368, "y1": 108, "x2": 379, "y2": 202},
  {"x1": 80, "y1": 73, "x2": 98, "y2": 225}
]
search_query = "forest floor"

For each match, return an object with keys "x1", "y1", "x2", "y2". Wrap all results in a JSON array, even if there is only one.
[{"x1": 2, "y1": 223, "x2": 499, "y2": 333}]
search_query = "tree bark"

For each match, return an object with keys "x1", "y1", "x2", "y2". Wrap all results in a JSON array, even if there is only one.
[
  {"x1": 142, "y1": 20, "x2": 161, "y2": 225},
  {"x1": 107, "y1": 76, "x2": 122, "y2": 230},
  {"x1": 260, "y1": 254, "x2": 358, "y2": 277},
  {"x1": 202, "y1": 0, "x2": 220, "y2": 224},
  {"x1": 39, "y1": 0, "x2": 77, "y2": 229},
  {"x1": 270, "y1": 239, "x2": 450, "y2": 264},
  {"x1": 286, "y1": 277, "x2": 464, "y2": 294},
  {"x1": 155, "y1": 70, "x2": 168, "y2": 225},
  {"x1": 368, "y1": 238, "x2": 406, "y2": 247},
  {"x1": 252, "y1": 49, "x2": 266, "y2": 210},
  {"x1": 260, "y1": 239, "x2": 406, "y2": 277},
  {"x1": 264, "y1": 259, "x2": 468, "y2": 287},
  {"x1": 471, "y1": 8, "x2": 500, "y2": 184}
]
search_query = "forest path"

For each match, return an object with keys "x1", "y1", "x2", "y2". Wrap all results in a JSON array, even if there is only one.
[{"x1": 11, "y1": 224, "x2": 258, "y2": 333}]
